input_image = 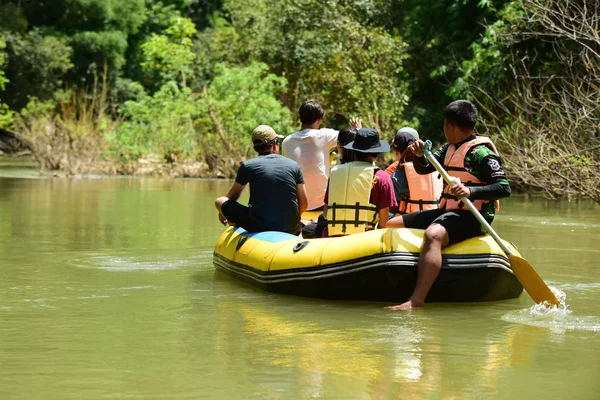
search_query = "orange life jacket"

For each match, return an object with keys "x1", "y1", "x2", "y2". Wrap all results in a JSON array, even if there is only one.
[
  {"x1": 439, "y1": 136, "x2": 500, "y2": 211},
  {"x1": 397, "y1": 162, "x2": 443, "y2": 214}
]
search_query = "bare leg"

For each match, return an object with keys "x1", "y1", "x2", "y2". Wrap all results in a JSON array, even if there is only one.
[
  {"x1": 215, "y1": 197, "x2": 229, "y2": 213},
  {"x1": 387, "y1": 223, "x2": 449, "y2": 310},
  {"x1": 385, "y1": 215, "x2": 406, "y2": 228},
  {"x1": 215, "y1": 197, "x2": 230, "y2": 225}
]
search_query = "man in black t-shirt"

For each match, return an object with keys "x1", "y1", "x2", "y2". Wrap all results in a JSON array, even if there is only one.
[{"x1": 215, "y1": 125, "x2": 308, "y2": 235}]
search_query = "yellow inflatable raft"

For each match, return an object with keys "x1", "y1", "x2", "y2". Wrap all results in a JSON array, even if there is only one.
[{"x1": 213, "y1": 223, "x2": 524, "y2": 303}]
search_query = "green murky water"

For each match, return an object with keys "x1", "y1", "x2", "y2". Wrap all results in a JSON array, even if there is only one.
[{"x1": 1, "y1": 158, "x2": 599, "y2": 399}]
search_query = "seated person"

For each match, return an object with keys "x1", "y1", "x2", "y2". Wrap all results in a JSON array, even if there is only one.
[
  {"x1": 302, "y1": 125, "x2": 358, "y2": 238},
  {"x1": 386, "y1": 127, "x2": 442, "y2": 214},
  {"x1": 215, "y1": 125, "x2": 308, "y2": 235},
  {"x1": 386, "y1": 100, "x2": 511, "y2": 309},
  {"x1": 321, "y1": 128, "x2": 397, "y2": 237}
]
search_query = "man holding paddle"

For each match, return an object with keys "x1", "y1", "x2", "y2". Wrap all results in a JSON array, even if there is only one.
[{"x1": 386, "y1": 100, "x2": 511, "y2": 310}]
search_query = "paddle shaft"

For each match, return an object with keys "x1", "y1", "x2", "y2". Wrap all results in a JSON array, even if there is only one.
[{"x1": 423, "y1": 141, "x2": 513, "y2": 256}]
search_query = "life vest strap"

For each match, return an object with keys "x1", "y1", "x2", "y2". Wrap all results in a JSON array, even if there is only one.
[
  {"x1": 327, "y1": 219, "x2": 377, "y2": 227},
  {"x1": 330, "y1": 204, "x2": 378, "y2": 212},
  {"x1": 329, "y1": 202, "x2": 378, "y2": 227},
  {"x1": 398, "y1": 193, "x2": 440, "y2": 211},
  {"x1": 399, "y1": 195, "x2": 440, "y2": 205}
]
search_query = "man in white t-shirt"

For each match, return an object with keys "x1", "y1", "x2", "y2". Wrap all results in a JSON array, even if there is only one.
[{"x1": 282, "y1": 101, "x2": 338, "y2": 211}]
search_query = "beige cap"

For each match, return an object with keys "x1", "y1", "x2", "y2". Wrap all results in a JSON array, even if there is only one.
[{"x1": 252, "y1": 125, "x2": 284, "y2": 146}]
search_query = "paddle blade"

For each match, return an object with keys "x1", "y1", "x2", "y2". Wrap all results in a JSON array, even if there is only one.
[{"x1": 509, "y1": 255, "x2": 560, "y2": 306}]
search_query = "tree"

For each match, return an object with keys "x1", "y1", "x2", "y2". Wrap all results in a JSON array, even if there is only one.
[
  {"x1": 112, "y1": 62, "x2": 292, "y2": 172},
  {"x1": 377, "y1": 0, "x2": 509, "y2": 138},
  {"x1": 199, "y1": 0, "x2": 413, "y2": 136},
  {"x1": 112, "y1": 81, "x2": 204, "y2": 161},
  {"x1": 1, "y1": 29, "x2": 73, "y2": 110},
  {"x1": 141, "y1": 17, "x2": 197, "y2": 87},
  {"x1": 0, "y1": 0, "x2": 145, "y2": 108},
  {"x1": 204, "y1": 62, "x2": 292, "y2": 152},
  {"x1": 19, "y1": 0, "x2": 146, "y2": 81},
  {"x1": 0, "y1": 1, "x2": 74, "y2": 109},
  {"x1": 0, "y1": 34, "x2": 13, "y2": 128},
  {"x1": 453, "y1": 0, "x2": 600, "y2": 203}
]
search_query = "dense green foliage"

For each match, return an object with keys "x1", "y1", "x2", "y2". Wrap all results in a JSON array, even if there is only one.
[
  {"x1": 202, "y1": 0, "x2": 413, "y2": 133},
  {"x1": 0, "y1": 0, "x2": 597, "y2": 201},
  {"x1": 0, "y1": 33, "x2": 12, "y2": 127},
  {"x1": 380, "y1": 0, "x2": 510, "y2": 136},
  {"x1": 111, "y1": 61, "x2": 291, "y2": 165},
  {"x1": 453, "y1": 0, "x2": 599, "y2": 203}
]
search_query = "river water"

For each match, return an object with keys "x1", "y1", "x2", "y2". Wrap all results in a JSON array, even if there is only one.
[{"x1": 1, "y1": 158, "x2": 599, "y2": 399}]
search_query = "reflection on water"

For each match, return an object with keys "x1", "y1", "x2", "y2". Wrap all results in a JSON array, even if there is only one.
[
  {"x1": 1, "y1": 160, "x2": 600, "y2": 399},
  {"x1": 212, "y1": 295, "x2": 599, "y2": 399}
]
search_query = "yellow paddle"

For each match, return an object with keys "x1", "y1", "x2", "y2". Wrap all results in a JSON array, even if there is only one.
[{"x1": 424, "y1": 140, "x2": 560, "y2": 306}]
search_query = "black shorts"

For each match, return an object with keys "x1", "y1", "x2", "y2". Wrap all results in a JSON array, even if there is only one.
[
  {"x1": 221, "y1": 200, "x2": 264, "y2": 233},
  {"x1": 401, "y1": 209, "x2": 487, "y2": 245},
  {"x1": 301, "y1": 214, "x2": 327, "y2": 238},
  {"x1": 221, "y1": 200, "x2": 301, "y2": 235}
]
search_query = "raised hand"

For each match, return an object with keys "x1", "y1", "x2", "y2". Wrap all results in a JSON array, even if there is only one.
[
  {"x1": 408, "y1": 140, "x2": 426, "y2": 157},
  {"x1": 350, "y1": 117, "x2": 362, "y2": 129},
  {"x1": 218, "y1": 212, "x2": 228, "y2": 226}
]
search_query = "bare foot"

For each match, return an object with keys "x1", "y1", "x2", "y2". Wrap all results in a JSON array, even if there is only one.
[{"x1": 386, "y1": 299, "x2": 424, "y2": 310}]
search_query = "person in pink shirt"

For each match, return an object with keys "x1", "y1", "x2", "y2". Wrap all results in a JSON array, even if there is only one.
[{"x1": 321, "y1": 128, "x2": 397, "y2": 237}]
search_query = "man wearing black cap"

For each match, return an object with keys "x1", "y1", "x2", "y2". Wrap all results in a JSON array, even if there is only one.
[
  {"x1": 215, "y1": 125, "x2": 308, "y2": 235},
  {"x1": 322, "y1": 128, "x2": 397, "y2": 237},
  {"x1": 385, "y1": 127, "x2": 442, "y2": 214}
]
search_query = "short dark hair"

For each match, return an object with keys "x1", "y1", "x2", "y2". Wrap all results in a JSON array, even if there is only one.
[
  {"x1": 355, "y1": 151, "x2": 378, "y2": 162},
  {"x1": 253, "y1": 138, "x2": 278, "y2": 154},
  {"x1": 338, "y1": 126, "x2": 357, "y2": 146},
  {"x1": 444, "y1": 100, "x2": 478, "y2": 130},
  {"x1": 338, "y1": 126, "x2": 357, "y2": 163},
  {"x1": 298, "y1": 101, "x2": 324, "y2": 125}
]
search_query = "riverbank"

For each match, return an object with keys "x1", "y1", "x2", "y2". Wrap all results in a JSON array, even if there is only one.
[
  {"x1": 0, "y1": 152, "x2": 239, "y2": 179},
  {"x1": 3, "y1": 151, "x2": 599, "y2": 207}
]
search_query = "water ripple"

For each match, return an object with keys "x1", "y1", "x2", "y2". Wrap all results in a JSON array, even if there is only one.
[
  {"x1": 502, "y1": 287, "x2": 600, "y2": 333},
  {"x1": 502, "y1": 310, "x2": 600, "y2": 333},
  {"x1": 68, "y1": 251, "x2": 214, "y2": 272}
]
